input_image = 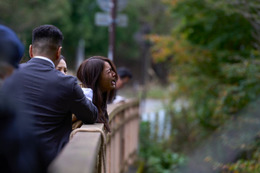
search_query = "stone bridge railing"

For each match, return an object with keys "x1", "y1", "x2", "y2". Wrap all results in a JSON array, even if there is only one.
[{"x1": 48, "y1": 99, "x2": 140, "y2": 173}]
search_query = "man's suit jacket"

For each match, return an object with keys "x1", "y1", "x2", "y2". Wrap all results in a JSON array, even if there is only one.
[{"x1": 2, "y1": 57, "x2": 98, "y2": 165}]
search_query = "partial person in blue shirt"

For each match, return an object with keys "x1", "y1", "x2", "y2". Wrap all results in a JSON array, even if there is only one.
[
  {"x1": 0, "y1": 24, "x2": 24, "y2": 87},
  {"x1": 113, "y1": 67, "x2": 133, "y2": 103},
  {"x1": 0, "y1": 24, "x2": 48, "y2": 173}
]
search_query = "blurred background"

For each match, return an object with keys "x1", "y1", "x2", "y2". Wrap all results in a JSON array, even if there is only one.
[{"x1": 1, "y1": 0, "x2": 260, "y2": 172}]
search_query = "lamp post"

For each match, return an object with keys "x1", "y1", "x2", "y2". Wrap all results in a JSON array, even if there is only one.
[
  {"x1": 96, "y1": 0, "x2": 128, "y2": 62},
  {"x1": 108, "y1": 0, "x2": 117, "y2": 61}
]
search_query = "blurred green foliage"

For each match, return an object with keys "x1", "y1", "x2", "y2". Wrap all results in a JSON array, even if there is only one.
[
  {"x1": 0, "y1": 0, "x2": 133, "y2": 67},
  {"x1": 0, "y1": 0, "x2": 174, "y2": 71},
  {"x1": 150, "y1": 0, "x2": 260, "y2": 129},
  {"x1": 147, "y1": 0, "x2": 260, "y2": 172}
]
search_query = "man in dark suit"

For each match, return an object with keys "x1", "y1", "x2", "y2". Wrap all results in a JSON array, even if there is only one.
[{"x1": 2, "y1": 25, "x2": 98, "y2": 165}]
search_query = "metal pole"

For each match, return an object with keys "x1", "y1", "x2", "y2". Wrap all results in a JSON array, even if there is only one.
[{"x1": 108, "y1": 0, "x2": 117, "y2": 61}]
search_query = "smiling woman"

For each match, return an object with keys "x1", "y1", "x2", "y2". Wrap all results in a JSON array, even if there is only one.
[{"x1": 77, "y1": 56, "x2": 118, "y2": 132}]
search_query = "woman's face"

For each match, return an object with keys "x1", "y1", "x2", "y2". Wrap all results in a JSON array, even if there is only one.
[
  {"x1": 99, "y1": 61, "x2": 116, "y2": 92},
  {"x1": 56, "y1": 59, "x2": 67, "y2": 75}
]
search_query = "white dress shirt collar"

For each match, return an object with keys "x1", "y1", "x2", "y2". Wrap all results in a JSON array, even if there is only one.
[{"x1": 34, "y1": 56, "x2": 55, "y2": 68}]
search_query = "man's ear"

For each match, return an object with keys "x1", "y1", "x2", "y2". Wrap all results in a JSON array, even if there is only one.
[
  {"x1": 29, "y1": 45, "x2": 33, "y2": 58},
  {"x1": 56, "y1": 46, "x2": 62, "y2": 60}
]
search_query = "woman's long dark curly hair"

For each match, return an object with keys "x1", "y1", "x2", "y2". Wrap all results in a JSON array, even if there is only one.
[{"x1": 77, "y1": 56, "x2": 118, "y2": 132}]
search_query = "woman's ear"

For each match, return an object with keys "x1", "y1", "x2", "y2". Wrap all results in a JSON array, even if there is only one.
[{"x1": 29, "y1": 45, "x2": 33, "y2": 58}]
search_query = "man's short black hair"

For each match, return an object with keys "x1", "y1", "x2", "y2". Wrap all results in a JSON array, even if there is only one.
[
  {"x1": 32, "y1": 25, "x2": 63, "y2": 52},
  {"x1": 117, "y1": 67, "x2": 132, "y2": 79}
]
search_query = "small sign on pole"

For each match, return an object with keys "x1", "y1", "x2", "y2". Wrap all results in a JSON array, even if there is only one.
[
  {"x1": 95, "y1": 12, "x2": 111, "y2": 26},
  {"x1": 95, "y1": 12, "x2": 128, "y2": 27},
  {"x1": 97, "y1": 0, "x2": 128, "y2": 12}
]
